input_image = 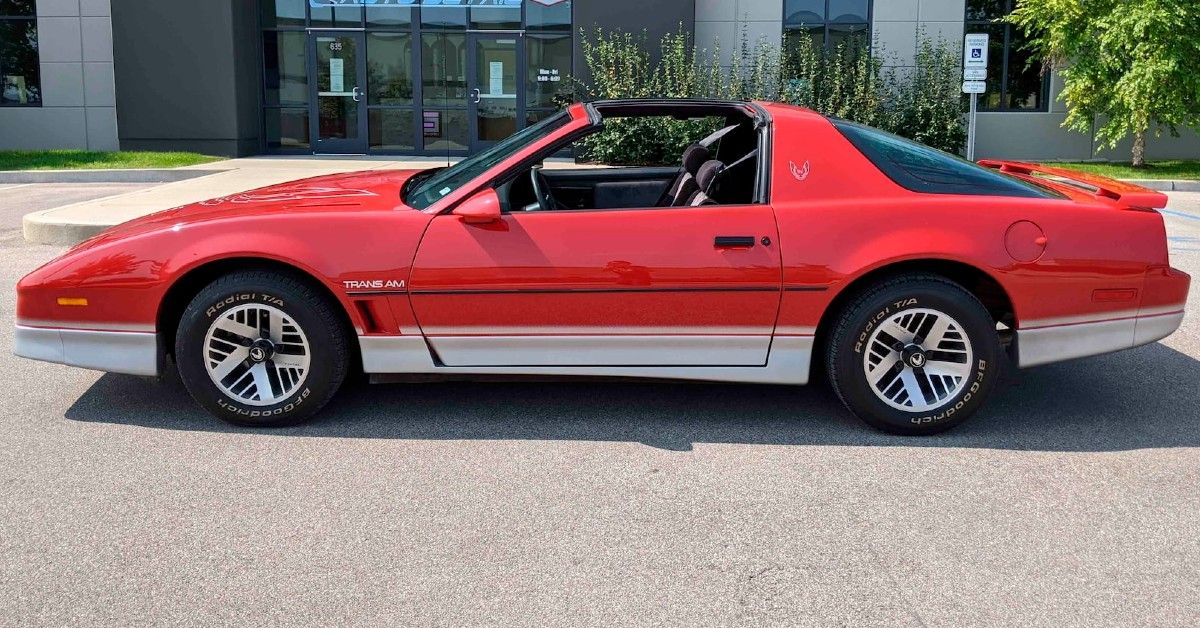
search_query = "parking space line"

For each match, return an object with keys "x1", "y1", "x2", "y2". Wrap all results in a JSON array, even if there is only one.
[{"x1": 1161, "y1": 208, "x2": 1200, "y2": 222}]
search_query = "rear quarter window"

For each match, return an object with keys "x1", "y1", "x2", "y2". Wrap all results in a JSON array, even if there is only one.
[{"x1": 832, "y1": 120, "x2": 1060, "y2": 199}]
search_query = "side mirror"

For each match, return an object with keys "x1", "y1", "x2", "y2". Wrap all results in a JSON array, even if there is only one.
[{"x1": 451, "y1": 188, "x2": 502, "y2": 224}]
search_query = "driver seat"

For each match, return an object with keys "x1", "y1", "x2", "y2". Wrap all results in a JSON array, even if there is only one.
[
  {"x1": 686, "y1": 160, "x2": 725, "y2": 206},
  {"x1": 658, "y1": 144, "x2": 711, "y2": 207}
]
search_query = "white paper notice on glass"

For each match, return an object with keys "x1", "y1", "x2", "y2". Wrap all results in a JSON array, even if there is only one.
[
  {"x1": 489, "y1": 61, "x2": 504, "y2": 95},
  {"x1": 330, "y1": 58, "x2": 344, "y2": 93}
]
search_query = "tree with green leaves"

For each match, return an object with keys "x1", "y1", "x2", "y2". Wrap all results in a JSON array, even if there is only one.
[{"x1": 1009, "y1": 0, "x2": 1200, "y2": 167}]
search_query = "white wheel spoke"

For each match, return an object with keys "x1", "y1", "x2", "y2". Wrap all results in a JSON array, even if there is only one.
[
  {"x1": 210, "y1": 346, "x2": 249, "y2": 381},
  {"x1": 268, "y1": 310, "x2": 287, "y2": 344},
  {"x1": 868, "y1": 352, "x2": 900, "y2": 386},
  {"x1": 249, "y1": 363, "x2": 276, "y2": 403},
  {"x1": 879, "y1": 320, "x2": 915, "y2": 344},
  {"x1": 897, "y1": 368, "x2": 926, "y2": 407},
  {"x1": 215, "y1": 317, "x2": 258, "y2": 341},
  {"x1": 922, "y1": 359, "x2": 971, "y2": 379},
  {"x1": 923, "y1": 315, "x2": 952, "y2": 348}
]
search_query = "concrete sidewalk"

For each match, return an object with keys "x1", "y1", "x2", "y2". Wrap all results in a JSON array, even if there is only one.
[{"x1": 21, "y1": 156, "x2": 467, "y2": 245}]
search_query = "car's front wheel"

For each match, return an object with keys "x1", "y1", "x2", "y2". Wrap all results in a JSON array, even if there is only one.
[
  {"x1": 826, "y1": 274, "x2": 1000, "y2": 435},
  {"x1": 175, "y1": 270, "x2": 349, "y2": 427}
]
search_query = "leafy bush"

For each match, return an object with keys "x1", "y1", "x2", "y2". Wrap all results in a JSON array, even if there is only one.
[
  {"x1": 574, "y1": 29, "x2": 723, "y2": 165},
  {"x1": 883, "y1": 34, "x2": 968, "y2": 155},
  {"x1": 576, "y1": 25, "x2": 968, "y2": 164}
]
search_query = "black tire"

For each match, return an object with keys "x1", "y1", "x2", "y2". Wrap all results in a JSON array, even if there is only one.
[
  {"x1": 174, "y1": 270, "x2": 349, "y2": 427},
  {"x1": 826, "y1": 274, "x2": 999, "y2": 435}
]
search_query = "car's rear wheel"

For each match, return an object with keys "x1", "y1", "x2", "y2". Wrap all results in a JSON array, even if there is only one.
[
  {"x1": 174, "y1": 270, "x2": 349, "y2": 427},
  {"x1": 826, "y1": 274, "x2": 999, "y2": 435}
]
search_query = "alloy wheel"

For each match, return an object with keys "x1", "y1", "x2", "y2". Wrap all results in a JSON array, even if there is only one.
[
  {"x1": 203, "y1": 303, "x2": 311, "y2": 406},
  {"x1": 862, "y1": 307, "x2": 974, "y2": 412}
]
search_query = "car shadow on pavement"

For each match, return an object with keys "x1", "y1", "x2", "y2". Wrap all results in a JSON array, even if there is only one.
[{"x1": 64, "y1": 342, "x2": 1199, "y2": 452}]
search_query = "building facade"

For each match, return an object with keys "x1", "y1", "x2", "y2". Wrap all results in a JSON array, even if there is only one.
[{"x1": 2, "y1": 0, "x2": 1198, "y2": 160}]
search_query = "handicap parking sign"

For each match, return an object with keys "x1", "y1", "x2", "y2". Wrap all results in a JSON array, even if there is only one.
[{"x1": 963, "y1": 33, "x2": 989, "y2": 69}]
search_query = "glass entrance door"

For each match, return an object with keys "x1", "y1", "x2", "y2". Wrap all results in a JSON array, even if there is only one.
[
  {"x1": 468, "y1": 34, "x2": 523, "y2": 152},
  {"x1": 311, "y1": 31, "x2": 367, "y2": 154}
]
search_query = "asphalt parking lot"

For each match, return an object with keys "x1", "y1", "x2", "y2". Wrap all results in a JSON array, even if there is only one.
[{"x1": 1, "y1": 184, "x2": 1197, "y2": 626}]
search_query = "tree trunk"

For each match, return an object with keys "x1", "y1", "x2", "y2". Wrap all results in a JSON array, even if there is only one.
[{"x1": 1131, "y1": 129, "x2": 1147, "y2": 168}]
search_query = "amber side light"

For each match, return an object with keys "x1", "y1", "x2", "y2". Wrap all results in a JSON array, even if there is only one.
[{"x1": 56, "y1": 297, "x2": 88, "y2": 306}]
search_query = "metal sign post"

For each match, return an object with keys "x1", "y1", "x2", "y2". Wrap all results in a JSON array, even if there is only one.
[{"x1": 962, "y1": 33, "x2": 989, "y2": 161}]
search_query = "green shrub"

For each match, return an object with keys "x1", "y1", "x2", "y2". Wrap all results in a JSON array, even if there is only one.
[
  {"x1": 576, "y1": 25, "x2": 969, "y2": 164},
  {"x1": 575, "y1": 28, "x2": 723, "y2": 165},
  {"x1": 883, "y1": 34, "x2": 968, "y2": 154}
]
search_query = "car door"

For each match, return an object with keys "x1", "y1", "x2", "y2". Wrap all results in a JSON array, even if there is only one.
[{"x1": 407, "y1": 204, "x2": 782, "y2": 367}]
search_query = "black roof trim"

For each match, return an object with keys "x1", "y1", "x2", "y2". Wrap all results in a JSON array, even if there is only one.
[{"x1": 584, "y1": 98, "x2": 766, "y2": 125}]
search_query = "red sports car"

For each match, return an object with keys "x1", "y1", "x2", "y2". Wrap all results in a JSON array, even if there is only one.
[{"x1": 14, "y1": 100, "x2": 1190, "y2": 434}]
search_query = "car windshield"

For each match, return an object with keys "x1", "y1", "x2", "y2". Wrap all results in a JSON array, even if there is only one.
[{"x1": 404, "y1": 111, "x2": 572, "y2": 209}]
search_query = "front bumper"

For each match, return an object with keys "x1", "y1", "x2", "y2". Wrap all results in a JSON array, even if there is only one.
[{"x1": 14, "y1": 325, "x2": 158, "y2": 376}]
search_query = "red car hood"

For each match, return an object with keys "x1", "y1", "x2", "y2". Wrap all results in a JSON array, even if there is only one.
[{"x1": 72, "y1": 168, "x2": 425, "y2": 251}]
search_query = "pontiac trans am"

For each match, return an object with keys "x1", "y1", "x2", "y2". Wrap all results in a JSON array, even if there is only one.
[{"x1": 14, "y1": 100, "x2": 1190, "y2": 434}]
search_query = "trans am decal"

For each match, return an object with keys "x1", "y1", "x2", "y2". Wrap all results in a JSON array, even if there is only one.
[{"x1": 343, "y1": 279, "x2": 406, "y2": 291}]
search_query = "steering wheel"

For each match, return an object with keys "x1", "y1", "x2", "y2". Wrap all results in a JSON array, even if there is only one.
[{"x1": 528, "y1": 166, "x2": 561, "y2": 212}]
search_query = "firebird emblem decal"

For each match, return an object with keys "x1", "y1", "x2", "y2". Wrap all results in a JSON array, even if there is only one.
[
  {"x1": 199, "y1": 187, "x2": 378, "y2": 206},
  {"x1": 790, "y1": 160, "x2": 811, "y2": 182}
]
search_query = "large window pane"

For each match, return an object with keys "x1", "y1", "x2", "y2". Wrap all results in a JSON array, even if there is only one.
[
  {"x1": 422, "y1": 33, "x2": 466, "y2": 105},
  {"x1": 421, "y1": 5, "x2": 466, "y2": 29},
  {"x1": 263, "y1": 31, "x2": 307, "y2": 106},
  {"x1": 966, "y1": 23, "x2": 1004, "y2": 109},
  {"x1": 369, "y1": 108, "x2": 416, "y2": 151},
  {"x1": 265, "y1": 108, "x2": 310, "y2": 149},
  {"x1": 783, "y1": 25, "x2": 825, "y2": 60},
  {"x1": 966, "y1": 0, "x2": 1007, "y2": 22},
  {"x1": 471, "y1": 2, "x2": 520, "y2": 30},
  {"x1": 0, "y1": 1, "x2": 35, "y2": 17},
  {"x1": 526, "y1": 0, "x2": 570, "y2": 31},
  {"x1": 0, "y1": 18, "x2": 40, "y2": 106},
  {"x1": 1005, "y1": 30, "x2": 1046, "y2": 109},
  {"x1": 367, "y1": 32, "x2": 413, "y2": 105},
  {"x1": 422, "y1": 108, "x2": 468, "y2": 152},
  {"x1": 784, "y1": 1, "x2": 869, "y2": 52},
  {"x1": 260, "y1": 0, "x2": 305, "y2": 28},
  {"x1": 310, "y1": 2, "x2": 361, "y2": 28},
  {"x1": 966, "y1": 2, "x2": 1047, "y2": 111},
  {"x1": 828, "y1": 0, "x2": 868, "y2": 23},
  {"x1": 527, "y1": 34, "x2": 570, "y2": 109},
  {"x1": 784, "y1": 0, "x2": 824, "y2": 26},
  {"x1": 827, "y1": 23, "x2": 869, "y2": 51},
  {"x1": 366, "y1": 3, "x2": 414, "y2": 28}
]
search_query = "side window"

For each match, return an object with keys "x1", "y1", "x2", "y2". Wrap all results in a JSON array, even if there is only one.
[
  {"x1": 832, "y1": 120, "x2": 1058, "y2": 198},
  {"x1": 498, "y1": 115, "x2": 763, "y2": 212}
]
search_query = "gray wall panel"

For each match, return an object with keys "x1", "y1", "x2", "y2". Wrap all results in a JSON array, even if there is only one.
[
  {"x1": 111, "y1": 0, "x2": 261, "y2": 156},
  {"x1": 0, "y1": 1, "x2": 117, "y2": 150},
  {"x1": 572, "y1": 0, "x2": 695, "y2": 92}
]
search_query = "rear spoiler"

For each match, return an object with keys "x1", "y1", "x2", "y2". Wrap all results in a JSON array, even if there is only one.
[{"x1": 978, "y1": 159, "x2": 1168, "y2": 209}]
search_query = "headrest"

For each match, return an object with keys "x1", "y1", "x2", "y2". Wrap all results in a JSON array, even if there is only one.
[
  {"x1": 681, "y1": 144, "x2": 711, "y2": 174},
  {"x1": 695, "y1": 160, "x2": 725, "y2": 192}
]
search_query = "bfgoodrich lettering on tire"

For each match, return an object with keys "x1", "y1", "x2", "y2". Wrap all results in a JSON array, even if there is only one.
[
  {"x1": 826, "y1": 274, "x2": 999, "y2": 435},
  {"x1": 175, "y1": 270, "x2": 349, "y2": 427}
]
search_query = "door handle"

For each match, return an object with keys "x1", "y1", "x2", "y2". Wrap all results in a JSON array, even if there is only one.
[
  {"x1": 714, "y1": 236, "x2": 756, "y2": 248},
  {"x1": 351, "y1": 86, "x2": 361, "y2": 102},
  {"x1": 470, "y1": 88, "x2": 481, "y2": 104}
]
